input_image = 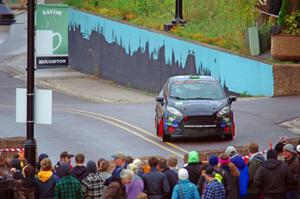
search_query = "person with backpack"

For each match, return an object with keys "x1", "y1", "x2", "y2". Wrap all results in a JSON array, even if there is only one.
[{"x1": 172, "y1": 168, "x2": 201, "y2": 199}]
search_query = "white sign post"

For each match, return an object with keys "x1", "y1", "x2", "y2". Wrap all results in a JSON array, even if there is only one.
[{"x1": 16, "y1": 88, "x2": 52, "y2": 124}]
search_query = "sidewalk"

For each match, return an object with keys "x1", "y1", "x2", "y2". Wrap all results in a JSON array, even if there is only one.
[{"x1": 0, "y1": 54, "x2": 154, "y2": 104}]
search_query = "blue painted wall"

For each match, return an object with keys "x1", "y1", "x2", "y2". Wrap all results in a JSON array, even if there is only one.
[{"x1": 68, "y1": 9, "x2": 274, "y2": 96}]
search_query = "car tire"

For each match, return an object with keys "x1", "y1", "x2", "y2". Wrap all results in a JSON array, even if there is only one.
[
  {"x1": 224, "y1": 135, "x2": 233, "y2": 140},
  {"x1": 163, "y1": 134, "x2": 171, "y2": 142}
]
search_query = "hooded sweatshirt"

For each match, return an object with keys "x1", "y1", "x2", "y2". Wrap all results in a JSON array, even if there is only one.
[
  {"x1": 184, "y1": 151, "x2": 202, "y2": 185},
  {"x1": 247, "y1": 153, "x2": 265, "y2": 193},
  {"x1": 36, "y1": 170, "x2": 59, "y2": 199},
  {"x1": 231, "y1": 155, "x2": 249, "y2": 197},
  {"x1": 71, "y1": 165, "x2": 87, "y2": 182},
  {"x1": 253, "y1": 159, "x2": 294, "y2": 194}
]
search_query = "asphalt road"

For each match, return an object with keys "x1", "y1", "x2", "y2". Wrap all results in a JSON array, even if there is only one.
[
  {"x1": 1, "y1": 68, "x2": 300, "y2": 165},
  {"x1": 0, "y1": 12, "x2": 300, "y2": 165}
]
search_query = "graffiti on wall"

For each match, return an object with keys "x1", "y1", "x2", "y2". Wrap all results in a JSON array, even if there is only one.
[{"x1": 68, "y1": 10, "x2": 274, "y2": 96}]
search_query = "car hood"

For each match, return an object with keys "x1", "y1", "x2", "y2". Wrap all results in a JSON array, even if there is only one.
[{"x1": 168, "y1": 98, "x2": 228, "y2": 116}]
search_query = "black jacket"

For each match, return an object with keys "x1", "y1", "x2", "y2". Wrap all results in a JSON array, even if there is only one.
[
  {"x1": 184, "y1": 163, "x2": 202, "y2": 185},
  {"x1": 253, "y1": 159, "x2": 294, "y2": 194},
  {"x1": 142, "y1": 168, "x2": 170, "y2": 199},
  {"x1": 247, "y1": 153, "x2": 265, "y2": 194},
  {"x1": 162, "y1": 168, "x2": 178, "y2": 198},
  {"x1": 71, "y1": 165, "x2": 87, "y2": 182}
]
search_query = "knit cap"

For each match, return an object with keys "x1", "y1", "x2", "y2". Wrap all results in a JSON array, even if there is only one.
[
  {"x1": 87, "y1": 160, "x2": 97, "y2": 173},
  {"x1": 178, "y1": 168, "x2": 189, "y2": 180},
  {"x1": 208, "y1": 155, "x2": 219, "y2": 167},
  {"x1": 225, "y1": 146, "x2": 237, "y2": 157},
  {"x1": 283, "y1": 144, "x2": 296, "y2": 154},
  {"x1": 219, "y1": 153, "x2": 230, "y2": 165},
  {"x1": 61, "y1": 162, "x2": 71, "y2": 176}
]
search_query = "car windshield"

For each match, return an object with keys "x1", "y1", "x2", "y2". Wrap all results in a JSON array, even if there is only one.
[{"x1": 169, "y1": 80, "x2": 225, "y2": 100}]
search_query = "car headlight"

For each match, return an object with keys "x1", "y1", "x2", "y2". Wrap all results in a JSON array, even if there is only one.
[
  {"x1": 166, "y1": 106, "x2": 183, "y2": 117},
  {"x1": 217, "y1": 106, "x2": 230, "y2": 117}
]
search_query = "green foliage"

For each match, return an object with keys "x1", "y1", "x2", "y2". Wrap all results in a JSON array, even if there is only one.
[
  {"x1": 65, "y1": 0, "x2": 259, "y2": 54},
  {"x1": 284, "y1": 10, "x2": 300, "y2": 34},
  {"x1": 278, "y1": 0, "x2": 291, "y2": 25}
]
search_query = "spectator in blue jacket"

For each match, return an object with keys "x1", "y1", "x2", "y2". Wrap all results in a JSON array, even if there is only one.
[
  {"x1": 172, "y1": 168, "x2": 200, "y2": 199},
  {"x1": 231, "y1": 155, "x2": 249, "y2": 199}
]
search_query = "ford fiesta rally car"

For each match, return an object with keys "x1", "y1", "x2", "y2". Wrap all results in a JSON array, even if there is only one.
[{"x1": 155, "y1": 75, "x2": 237, "y2": 142}]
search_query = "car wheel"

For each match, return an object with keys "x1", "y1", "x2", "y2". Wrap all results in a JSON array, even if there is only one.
[
  {"x1": 224, "y1": 135, "x2": 233, "y2": 140},
  {"x1": 163, "y1": 134, "x2": 171, "y2": 142}
]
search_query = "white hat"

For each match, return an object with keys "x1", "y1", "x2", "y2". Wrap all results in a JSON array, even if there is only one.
[
  {"x1": 225, "y1": 146, "x2": 237, "y2": 157},
  {"x1": 178, "y1": 168, "x2": 189, "y2": 180},
  {"x1": 296, "y1": 145, "x2": 300, "y2": 153},
  {"x1": 133, "y1": 159, "x2": 141, "y2": 167}
]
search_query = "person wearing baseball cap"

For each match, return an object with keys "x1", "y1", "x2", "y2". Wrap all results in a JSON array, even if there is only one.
[
  {"x1": 283, "y1": 144, "x2": 298, "y2": 198},
  {"x1": 104, "y1": 152, "x2": 127, "y2": 186}
]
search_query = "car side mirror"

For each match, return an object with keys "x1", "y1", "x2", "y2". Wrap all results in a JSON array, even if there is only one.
[
  {"x1": 228, "y1": 96, "x2": 237, "y2": 103},
  {"x1": 155, "y1": 96, "x2": 164, "y2": 104}
]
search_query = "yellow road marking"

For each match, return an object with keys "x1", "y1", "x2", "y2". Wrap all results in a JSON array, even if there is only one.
[
  {"x1": 64, "y1": 108, "x2": 190, "y2": 154},
  {"x1": 65, "y1": 110, "x2": 184, "y2": 158}
]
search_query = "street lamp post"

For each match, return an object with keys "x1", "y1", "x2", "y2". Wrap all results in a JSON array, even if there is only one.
[
  {"x1": 24, "y1": 0, "x2": 36, "y2": 168},
  {"x1": 0, "y1": 0, "x2": 15, "y2": 44},
  {"x1": 164, "y1": 0, "x2": 186, "y2": 31},
  {"x1": 172, "y1": 0, "x2": 185, "y2": 25}
]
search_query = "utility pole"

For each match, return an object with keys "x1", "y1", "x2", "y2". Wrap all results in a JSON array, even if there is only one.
[{"x1": 24, "y1": 0, "x2": 36, "y2": 168}]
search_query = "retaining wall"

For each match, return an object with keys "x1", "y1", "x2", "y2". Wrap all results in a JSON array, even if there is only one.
[{"x1": 68, "y1": 9, "x2": 276, "y2": 96}]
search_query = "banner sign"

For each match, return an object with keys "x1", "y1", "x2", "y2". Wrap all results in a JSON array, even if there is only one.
[{"x1": 35, "y1": 4, "x2": 69, "y2": 68}]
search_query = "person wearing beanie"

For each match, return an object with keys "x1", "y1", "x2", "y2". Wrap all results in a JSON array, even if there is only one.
[
  {"x1": 55, "y1": 162, "x2": 82, "y2": 199},
  {"x1": 171, "y1": 168, "x2": 200, "y2": 199},
  {"x1": 203, "y1": 166, "x2": 225, "y2": 199},
  {"x1": 218, "y1": 153, "x2": 239, "y2": 199},
  {"x1": 225, "y1": 146, "x2": 238, "y2": 158},
  {"x1": 71, "y1": 153, "x2": 88, "y2": 182},
  {"x1": 81, "y1": 160, "x2": 105, "y2": 198},
  {"x1": 184, "y1": 151, "x2": 203, "y2": 185},
  {"x1": 253, "y1": 149, "x2": 295, "y2": 199},
  {"x1": 11, "y1": 158, "x2": 23, "y2": 179},
  {"x1": 36, "y1": 158, "x2": 60, "y2": 199},
  {"x1": 283, "y1": 144, "x2": 298, "y2": 199}
]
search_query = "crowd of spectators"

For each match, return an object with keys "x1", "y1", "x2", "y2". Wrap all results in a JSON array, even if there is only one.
[{"x1": 1, "y1": 137, "x2": 300, "y2": 199}]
